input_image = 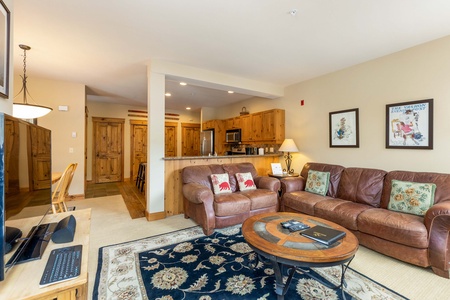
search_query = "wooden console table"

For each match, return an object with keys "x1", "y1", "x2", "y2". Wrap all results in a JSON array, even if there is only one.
[{"x1": 0, "y1": 209, "x2": 91, "y2": 300}]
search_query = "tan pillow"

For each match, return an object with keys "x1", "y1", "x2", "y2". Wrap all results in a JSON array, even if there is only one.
[
  {"x1": 236, "y1": 172, "x2": 256, "y2": 191},
  {"x1": 211, "y1": 173, "x2": 232, "y2": 194}
]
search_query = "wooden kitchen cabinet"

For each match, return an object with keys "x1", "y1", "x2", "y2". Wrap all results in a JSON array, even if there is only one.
[
  {"x1": 225, "y1": 117, "x2": 241, "y2": 130},
  {"x1": 241, "y1": 109, "x2": 285, "y2": 143}
]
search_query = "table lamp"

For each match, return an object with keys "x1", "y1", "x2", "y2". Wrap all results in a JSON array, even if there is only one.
[{"x1": 278, "y1": 139, "x2": 299, "y2": 174}]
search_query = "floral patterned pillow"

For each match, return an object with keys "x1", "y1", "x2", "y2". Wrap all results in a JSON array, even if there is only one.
[
  {"x1": 305, "y1": 170, "x2": 330, "y2": 196},
  {"x1": 388, "y1": 180, "x2": 436, "y2": 216},
  {"x1": 211, "y1": 173, "x2": 232, "y2": 194},
  {"x1": 236, "y1": 172, "x2": 256, "y2": 191}
]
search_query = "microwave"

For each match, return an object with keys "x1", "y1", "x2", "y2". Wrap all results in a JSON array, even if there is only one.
[{"x1": 226, "y1": 129, "x2": 241, "y2": 143}]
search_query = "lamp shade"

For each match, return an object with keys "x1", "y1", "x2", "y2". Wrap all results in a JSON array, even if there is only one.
[
  {"x1": 278, "y1": 139, "x2": 299, "y2": 152},
  {"x1": 13, "y1": 103, "x2": 53, "y2": 119}
]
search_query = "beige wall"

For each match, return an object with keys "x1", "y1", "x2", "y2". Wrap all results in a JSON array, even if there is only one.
[
  {"x1": 220, "y1": 35, "x2": 450, "y2": 174},
  {"x1": 86, "y1": 102, "x2": 200, "y2": 181},
  {"x1": 13, "y1": 76, "x2": 86, "y2": 195}
]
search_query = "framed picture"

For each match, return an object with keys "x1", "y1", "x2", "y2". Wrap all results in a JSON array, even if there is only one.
[
  {"x1": 0, "y1": 0, "x2": 10, "y2": 98},
  {"x1": 386, "y1": 99, "x2": 433, "y2": 149},
  {"x1": 271, "y1": 163, "x2": 283, "y2": 175},
  {"x1": 329, "y1": 108, "x2": 359, "y2": 148}
]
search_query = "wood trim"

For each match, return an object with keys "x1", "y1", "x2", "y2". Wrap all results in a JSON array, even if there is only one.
[
  {"x1": 129, "y1": 114, "x2": 147, "y2": 118},
  {"x1": 165, "y1": 122, "x2": 178, "y2": 126},
  {"x1": 130, "y1": 119, "x2": 148, "y2": 125},
  {"x1": 92, "y1": 116, "x2": 125, "y2": 123},
  {"x1": 145, "y1": 210, "x2": 166, "y2": 221},
  {"x1": 128, "y1": 109, "x2": 148, "y2": 114},
  {"x1": 181, "y1": 123, "x2": 200, "y2": 128}
]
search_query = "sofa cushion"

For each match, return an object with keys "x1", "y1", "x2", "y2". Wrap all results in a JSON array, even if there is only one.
[
  {"x1": 300, "y1": 162, "x2": 345, "y2": 198},
  {"x1": 282, "y1": 191, "x2": 331, "y2": 216},
  {"x1": 223, "y1": 163, "x2": 258, "y2": 192},
  {"x1": 238, "y1": 189, "x2": 278, "y2": 210},
  {"x1": 314, "y1": 199, "x2": 373, "y2": 230},
  {"x1": 336, "y1": 167, "x2": 386, "y2": 207},
  {"x1": 381, "y1": 170, "x2": 450, "y2": 208},
  {"x1": 305, "y1": 170, "x2": 330, "y2": 196},
  {"x1": 236, "y1": 172, "x2": 257, "y2": 191},
  {"x1": 211, "y1": 173, "x2": 232, "y2": 194},
  {"x1": 388, "y1": 180, "x2": 436, "y2": 216},
  {"x1": 213, "y1": 193, "x2": 251, "y2": 217},
  {"x1": 357, "y1": 208, "x2": 428, "y2": 248}
]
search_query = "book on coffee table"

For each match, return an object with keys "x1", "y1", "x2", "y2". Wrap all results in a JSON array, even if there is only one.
[{"x1": 301, "y1": 225, "x2": 346, "y2": 246}]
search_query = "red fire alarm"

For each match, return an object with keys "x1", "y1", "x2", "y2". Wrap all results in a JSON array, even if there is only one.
[{"x1": 300, "y1": 100, "x2": 305, "y2": 106}]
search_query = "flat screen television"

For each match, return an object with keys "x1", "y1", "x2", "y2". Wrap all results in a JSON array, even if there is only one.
[{"x1": 0, "y1": 113, "x2": 53, "y2": 281}]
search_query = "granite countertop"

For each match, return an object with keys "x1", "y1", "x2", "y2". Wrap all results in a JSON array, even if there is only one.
[{"x1": 163, "y1": 154, "x2": 282, "y2": 160}]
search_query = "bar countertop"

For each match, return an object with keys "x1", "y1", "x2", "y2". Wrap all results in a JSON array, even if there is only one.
[{"x1": 163, "y1": 154, "x2": 282, "y2": 160}]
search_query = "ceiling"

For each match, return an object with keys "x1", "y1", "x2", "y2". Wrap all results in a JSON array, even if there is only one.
[{"x1": 12, "y1": 1, "x2": 450, "y2": 111}]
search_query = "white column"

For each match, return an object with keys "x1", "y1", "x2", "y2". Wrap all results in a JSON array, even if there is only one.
[{"x1": 147, "y1": 67, "x2": 165, "y2": 215}]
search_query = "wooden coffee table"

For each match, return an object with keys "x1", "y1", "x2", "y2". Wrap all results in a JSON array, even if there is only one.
[{"x1": 242, "y1": 212, "x2": 359, "y2": 300}]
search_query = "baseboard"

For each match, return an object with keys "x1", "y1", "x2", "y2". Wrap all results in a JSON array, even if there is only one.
[
  {"x1": 145, "y1": 210, "x2": 166, "y2": 221},
  {"x1": 67, "y1": 194, "x2": 85, "y2": 200}
]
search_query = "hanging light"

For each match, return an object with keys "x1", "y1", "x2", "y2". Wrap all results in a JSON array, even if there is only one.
[{"x1": 13, "y1": 44, "x2": 52, "y2": 119}]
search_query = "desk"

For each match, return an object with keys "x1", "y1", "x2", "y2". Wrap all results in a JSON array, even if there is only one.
[
  {"x1": 1, "y1": 209, "x2": 91, "y2": 300},
  {"x1": 268, "y1": 172, "x2": 299, "y2": 178}
]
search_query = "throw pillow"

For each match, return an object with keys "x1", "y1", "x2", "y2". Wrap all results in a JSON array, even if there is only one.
[
  {"x1": 236, "y1": 172, "x2": 257, "y2": 191},
  {"x1": 305, "y1": 170, "x2": 330, "y2": 196},
  {"x1": 211, "y1": 173, "x2": 232, "y2": 194},
  {"x1": 388, "y1": 180, "x2": 436, "y2": 216}
]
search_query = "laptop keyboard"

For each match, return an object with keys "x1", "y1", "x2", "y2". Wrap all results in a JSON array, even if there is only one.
[{"x1": 39, "y1": 245, "x2": 82, "y2": 287}]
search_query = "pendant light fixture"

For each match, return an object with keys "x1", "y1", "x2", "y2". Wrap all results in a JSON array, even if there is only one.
[{"x1": 13, "y1": 44, "x2": 52, "y2": 119}]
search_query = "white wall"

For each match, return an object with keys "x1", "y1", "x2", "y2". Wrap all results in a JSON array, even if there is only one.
[{"x1": 231, "y1": 35, "x2": 450, "y2": 173}]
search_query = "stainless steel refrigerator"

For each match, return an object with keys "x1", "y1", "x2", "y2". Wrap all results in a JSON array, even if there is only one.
[{"x1": 200, "y1": 129, "x2": 214, "y2": 156}]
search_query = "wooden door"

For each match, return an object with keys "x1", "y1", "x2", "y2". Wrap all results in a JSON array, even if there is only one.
[
  {"x1": 262, "y1": 110, "x2": 275, "y2": 140},
  {"x1": 241, "y1": 114, "x2": 252, "y2": 142},
  {"x1": 29, "y1": 125, "x2": 52, "y2": 190},
  {"x1": 165, "y1": 122, "x2": 177, "y2": 157},
  {"x1": 130, "y1": 120, "x2": 147, "y2": 182},
  {"x1": 92, "y1": 117, "x2": 124, "y2": 183},
  {"x1": 251, "y1": 112, "x2": 263, "y2": 141},
  {"x1": 181, "y1": 123, "x2": 200, "y2": 156}
]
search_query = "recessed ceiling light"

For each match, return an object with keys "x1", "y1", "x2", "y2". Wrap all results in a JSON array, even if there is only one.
[
  {"x1": 165, "y1": 93, "x2": 171, "y2": 97},
  {"x1": 180, "y1": 82, "x2": 187, "y2": 86},
  {"x1": 228, "y1": 91, "x2": 234, "y2": 94},
  {"x1": 186, "y1": 107, "x2": 191, "y2": 110}
]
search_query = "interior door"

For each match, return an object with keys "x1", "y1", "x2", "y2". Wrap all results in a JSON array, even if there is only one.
[
  {"x1": 93, "y1": 117, "x2": 125, "y2": 183},
  {"x1": 181, "y1": 123, "x2": 200, "y2": 156},
  {"x1": 29, "y1": 124, "x2": 52, "y2": 190},
  {"x1": 165, "y1": 122, "x2": 177, "y2": 157},
  {"x1": 130, "y1": 120, "x2": 147, "y2": 182}
]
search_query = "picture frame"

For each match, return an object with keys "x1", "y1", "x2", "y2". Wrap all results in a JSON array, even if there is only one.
[
  {"x1": 271, "y1": 163, "x2": 283, "y2": 175},
  {"x1": 386, "y1": 99, "x2": 433, "y2": 149},
  {"x1": 0, "y1": 0, "x2": 10, "y2": 98},
  {"x1": 329, "y1": 108, "x2": 359, "y2": 148}
]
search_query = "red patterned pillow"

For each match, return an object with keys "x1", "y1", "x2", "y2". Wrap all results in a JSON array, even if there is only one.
[
  {"x1": 236, "y1": 172, "x2": 256, "y2": 191},
  {"x1": 211, "y1": 173, "x2": 232, "y2": 194}
]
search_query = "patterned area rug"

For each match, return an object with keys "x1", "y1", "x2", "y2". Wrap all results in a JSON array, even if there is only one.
[{"x1": 93, "y1": 226, "x2": 408, "y2": 300}]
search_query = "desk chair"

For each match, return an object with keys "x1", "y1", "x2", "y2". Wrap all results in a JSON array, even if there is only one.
[{"x1": 52, "y1": 163, "x2": 78, "y2": 213}]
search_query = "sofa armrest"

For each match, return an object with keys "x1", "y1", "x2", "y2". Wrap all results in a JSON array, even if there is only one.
[
  {"x1": 254, "y1": 176, "x2": 280, "y2": 193},
  {"x1": 182, "y1": 183, "x2": 214, "y2": 204},
  {"x1": 280, "y1": 176, "x2": 306, "y2": 195},
  {"x1": 425, "y1": 202, "x2": 450, "y2": 277}
]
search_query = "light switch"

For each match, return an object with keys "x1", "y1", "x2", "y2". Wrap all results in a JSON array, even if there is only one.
[
  {"x1": 72, "y1": 132, "x2": 77, "y2": 138},
  {"x1": 69, "y1": 148, "x2": 74, "y2": 153}
]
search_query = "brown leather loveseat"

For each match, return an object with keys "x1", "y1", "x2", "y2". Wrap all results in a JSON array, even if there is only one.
[
  {"x1": 281, "y1": 162, "x2": 450, "y2": 278},
  {"x1": 182, "y1": 162, "x2": 280, "y2": 235}
]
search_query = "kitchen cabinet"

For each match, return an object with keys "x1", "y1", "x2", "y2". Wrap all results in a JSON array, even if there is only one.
[
  {"x1": 225, "y1": 117, "x2": 241, "y2": 130},
  {"x1": 241, "y1": 109, "x2": 285, "y2": 143}
]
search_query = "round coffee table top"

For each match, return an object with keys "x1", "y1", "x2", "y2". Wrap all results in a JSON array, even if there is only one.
[{"x1": 242, "y1": 212, "x2": 359, "y2": 264}]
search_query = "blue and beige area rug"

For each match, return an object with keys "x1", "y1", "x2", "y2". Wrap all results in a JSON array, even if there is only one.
[{"x1": 93, "y1": 226, "x2": 407, "y2": 300}]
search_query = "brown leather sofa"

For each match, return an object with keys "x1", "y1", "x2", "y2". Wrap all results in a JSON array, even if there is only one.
[
  {"x1": 281, "y1": 162, "x2": 450, "y2": 278},
  {"x1": 182, "y1": 162, "x2": 280, "y2": 235}
]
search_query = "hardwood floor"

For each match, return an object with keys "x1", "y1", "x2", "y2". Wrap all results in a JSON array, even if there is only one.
[{"x1": 85, "y1": 181, "x2": 146, "y2": 219}]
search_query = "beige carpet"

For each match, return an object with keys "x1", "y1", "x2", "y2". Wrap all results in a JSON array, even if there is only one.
[{"x1": 72, "y1": 195, "x2": 449, "y2": 300}]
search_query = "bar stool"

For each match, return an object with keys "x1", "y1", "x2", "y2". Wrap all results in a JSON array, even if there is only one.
[{"x1": 136, "y1": 162, "x2": 146, "y2": 192}]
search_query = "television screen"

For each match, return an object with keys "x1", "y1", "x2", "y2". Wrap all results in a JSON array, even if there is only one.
[{"x1": 0, "y1": 113, "x2": 52, "y2": 281}]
